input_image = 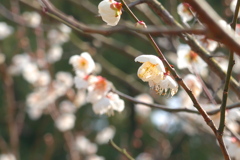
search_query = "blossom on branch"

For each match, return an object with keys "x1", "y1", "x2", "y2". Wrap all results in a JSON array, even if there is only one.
[
  {"x1": 177, "y1": 3, "x2": 195, "y2": 22},
  {"x1": 98, "y1": 0, "x2": 122, "y2": 26},
  {"x1": 177, "y1": 44, "x2": 207, "y2": 73}
]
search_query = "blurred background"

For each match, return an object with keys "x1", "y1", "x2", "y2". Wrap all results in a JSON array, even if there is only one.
[{"x1": 0, "y1": 0, "x2": 238, "y2": 160}]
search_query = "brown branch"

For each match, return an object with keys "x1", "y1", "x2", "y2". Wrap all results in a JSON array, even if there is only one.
[{"x1": 143, "y1": 0, "x2": 240, "y2": 100}]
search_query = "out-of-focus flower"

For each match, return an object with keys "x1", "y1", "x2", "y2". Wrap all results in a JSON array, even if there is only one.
[
  {"x1": 59, "y1": 100, "x2": 77, "y2": 114},
  {"x1": 22, "y1": 11, "x2": 41, "y2": 28},
  {"x1": 134, "y1": 93, "x2": 153, "y2": 117},
  {"x1": 95, "y1": 126, "x2": 115, "y2": 144},
  {"x1": 149, "y1": 74, "x2": 178, "y2": 96},
  {"x1": 55, "y1": 114, "x2": 76, "y2": 132},
  {"x1": 55, "y1": 72, "x2": 73, "y2": 89},
  {"x1": 177, "y1": 44, "x2": 207, "y2": 73},
  {"x1": 183, "y1": 74, "x2": 202, "y2": 97},
  {"x1": 136, "y1": 153, "x2": 153, "y2": 160},
  {"x1": 230, "y1": 0, "x2": 240, "y2": 17},
  {"x1": 59, "y1": 24, "x2": 72, "y2": 34},
  {"x1": 86, "y1": 76, "x2": 112, "y2": 103},
  {"x1": 136, "y1": 21, "x2": 147, "y2": 28},
  {"x1": 47, "y1": 45, "x2": 63, "y2": 63},
  {"x1": 74, "y1": 75, "x2": 90, "y2": 89},
  {"x1": 223, "y1": 136, "x2": 240, "y2": 159},
  {"x1": 69, "y1": 52, "x2": 95, "y2": 77},
  {"x1": 195, "y1": 35, "x2": 218, "y2": 52},
  {"x1": 0, "y1": 22, "x2": 13, "y2": 40},
  {"x1": 92, "y1": 92, "x2": 124, "y2": 115},
  {"x1": 8, "y1": 53, "x2": 31, "y2": 75},
  {"x1": 86, "y1": 155, "x2": 105, "y2": 160},
  {"x1": 0, "y1": 53, "x2": 5, "y2": 64},
  {"x1": 75, "y1": 135, "x2": 98, "y2": 155},
  {"x1": 135, "y1": 55, "x2": 165, "y2": 82},
  {"x1": 98, "y1": 0, "x2": 122, "y2": 26},
  {"x1": 74, "y1": 90, "x2": 86, "y2": 107},
  {"x1": 0, "y1": 153, "x2": 16, "y2": 160},
  {"x1": 177, "y1": 3, "x2": 195, "y2": 22},
  {"x1": 47, "y1": 29, "x2": 69, "y2": 45},
  {"x1": 22, "y1": 63, "x2": 40, "y2": 84}
]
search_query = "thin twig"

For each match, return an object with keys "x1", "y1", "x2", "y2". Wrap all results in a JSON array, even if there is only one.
[
  {"x1": 218, "y1": 0, "x2": 240, "y2": 137},
  {"x1": 108, "y1": 140, "x2": 135, "y2": 160}
]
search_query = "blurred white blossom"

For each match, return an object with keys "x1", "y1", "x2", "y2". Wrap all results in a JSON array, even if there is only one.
[
  {"x1": 195, "y1": 35, "x2": 218, "y2": 52},
  {"x1": 134, "y1": 93, "x2": 153, "y2": 117},
  {"x1": 136, "y1": 153, "x2": 153, "y2": 160},
  {"x1": 177, "y1": 3, "x2": 195, "y2": 22},
  {"x1": 86, "y1": 155, "x2": 105, "y2": 160},
  {"x1": 59, "y1": 100, "x2": 77, "y2": 114},
  {"x1": 75, "y1": 135, "x2": 98, "y2": 155},
  {"x1": 95, "y1": 126, "x2": 115, "y2": 144},
  {"x1": 47, "y1": 45, "x2": 63, "y2": 63},
  {"x1": 55, "y1": 114, "x2": 76, "y2": 132},
  {"x1": 22, "y1": 11, "x2": 41, "y2": 28},
  {"x1": 0, "y1": 153, "x2": 16, "y2": 160},
  {"x1": 98, "y1": 0, "x2": 122, "y2": 26},
  {"x1": 0, "y1": 22, "x2": 13, "y2": 40},
  {"x1": 69, "y1": 52, "x2": 95, "y2": 77},
  {"x1": 92, "y1": 92, "x2": 124, "y2": 115},
  {"x1": 177, "y1": 44, "x2": 207, "y2": 73},
  {"x1": 0, "y1": 53, "x2": 5, "y2": 64}
]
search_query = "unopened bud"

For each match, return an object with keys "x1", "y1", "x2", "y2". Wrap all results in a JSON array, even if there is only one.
[{"x1": 135, "y1": 21, "x2": 147, "y2": 29}]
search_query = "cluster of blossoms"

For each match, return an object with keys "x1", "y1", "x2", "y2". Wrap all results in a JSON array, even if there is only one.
[
  {"x1": 69, "y1": 52, "x2": 125, "y2": 115},
  {"x1": 135, "y1": 55, "x2": 178, "y2": 97}
]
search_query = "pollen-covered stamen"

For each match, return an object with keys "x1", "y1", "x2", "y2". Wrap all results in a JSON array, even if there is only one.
[
  {"x1": 110, "y1": 2, "x2": 122, "y2": 17},
  {"x1": 186, "y1": 50, "x2": 198, "y2": 62},
  {"x1": 95, "y1": 76, "x2": 108, "y2": 92},
  {"x1": 138, "y1": 61, "x2": 161, "y2": 81}
]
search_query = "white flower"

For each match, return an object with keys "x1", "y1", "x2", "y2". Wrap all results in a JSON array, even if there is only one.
[
  {"x1": 0, "y1": 22, "x2": 13, "y2": 40},
  {"x1": 8, "y1": 53, "x2": 31, "y2": 75},
  {"x1": 59, "y1": 24, "x2": 72, "y2": 34},
  {"x1": 135, "y1": 55, "x2": 165, "y2": 82},
  {"x1": 74, "y1": 75, "x2": 89, "y2": 89},
  {"x1": 74, "y1": 90, "x2": 86, "y2": 107},
  {"x1": 56, "y1": 72, "x2": 73, "y2": 89},
  {"x1": 22, "y1": 11, "x2": 41, "y2": 28},
  {"x1": 75, "y1": 135, "x2": 98, "y2": 155},
  {"x1": 47, "y1": 45, "x2": 63, "y2": 63},
  {"x1": 195, "y1": 35, "x2": 218, "y2": 52},
  {"x1": 55, "y1": 114, "x2": 76, "y2": 132},
  {"x1": 59, "y1": 100, "x2": 77, "y2": 114},
  {"x1": 86, "y1": 76, "x2": 112, "y2": 103},
  {"x1": 136, "y1": 153, "x2": 153, "y2": 160},
  {"x1": 95, "y1": 126, "x2": 115, "y2": 144},
  {"x1": 98, "y1": 0, "x2": 122, "y2": 26},
  {"x1": 22, "y1": 63, "x2": 40, "y2": 84},
  {"x1": 134, "y1": 93, "x2": 153, "y2": 117},
  {"x1": 149, "y1": 75, "x2": 178, "y2": 96},
  {"x1": 177, "y1": 44, "x2": 207, "y2": 73},
  {"x1": 0, "y1": 153, "x2": 16, "y2": 160},
  {"x1": 34, "y1": 70, "x2": 51, "y2": 87},
  {"x1": 183, "y1": 74, "x2": 202, "y2": 97},
  {"x1": 86, "y1": 155, "x2": 105, "y2": 160},
  {"x1": 47, "y1": 29, "x2": 69, "y2": 45},
  {"x1": 0, "y1": 53, "x2": 5, "y2": 64},
  {"x1": 69, "y1": 52, "x2": 95, "y2": 77},
  {"x1": 177, "y1": 3, "x2": 195, "y2": 22},
  {"x1": 230, "y1": 0, "x2": 240, "y2": 17},
  {"x1": 92, "y1": 92, "x2": 124, "y2": 115}
]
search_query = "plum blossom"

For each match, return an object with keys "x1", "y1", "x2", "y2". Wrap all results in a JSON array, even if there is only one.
[
  {"x1": 59, "y1": 100, "x2": 77, "y2": 114},
  {"x1": 47, "y1": 24, "x2": 71, "y2": 45},
  {"x1": 0, "y1": 153, "x2": 16, "y2": 160},
  {"x1": 0, "y1": 53, "x2": 5, "y2": 64},
  {"x1": 47, "y1": 45, "x2": 63, "y2": 63},
  {"x1": 134, "y1": 93, "x2": 153, "y2": 117},
  {"x1": 98, "y1": 0, "x2": 122, "y2": 26},
  {"x1": 75, "y1": 135, "x2": 98, "y2": 155},
  {"x1": 95, "y1": 126, "x2": 116, "y2": 144},
  {"x1": 177, "y1": 3, "x2": 195, "y2": 22},
  {"x1": 86, "y1": 76, "x2": 112, "y2": 103},
  {"x1": 195, "y1": 35, "x2": 218, "y2": 52},
  {"x1": 22, "y1": 11, "x2": 41, "y2": 28},
  {"x1": 86, "y1": 155, "x2": 105, "y2": 160},
  {"x1": 135, "y1": 55, "x2": 165, "y2": 82},
  {"x1": 177, "y1": 44, "x2": 207, "y2": 73},
  {"x1": 92, "y1": 92, "x2": 124, "y2": 115},
  {"x1": 69, "y1": 52, "x2": 95, "y2": 77},
  {"x1": 149, "y1": 74, "x2": 178, "y2": 96},
  {"x1": 55, "y1": 114, "x2": 76, "y2": 132},
  {"x1": 0, "y1": 22, "x2": 13, "y2": 40}
]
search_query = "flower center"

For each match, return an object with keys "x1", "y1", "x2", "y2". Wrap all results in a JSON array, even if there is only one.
[
  {"x1": 138, "y1": 62, "x2": 159, "y2": 81},
  {"x1": 95, "y1": 76, "x2": 108, "y2": 92},
  {"x1": 187, "y1": 50, "x2": 198, "y2": 62},
  {"x1": 78, "y1": 57, "x2": 88, "y2": 69},
  {"x1": 110, "y1": 2, "x2": 122, "y2": 17}
]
